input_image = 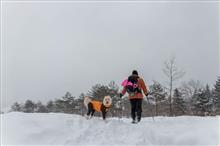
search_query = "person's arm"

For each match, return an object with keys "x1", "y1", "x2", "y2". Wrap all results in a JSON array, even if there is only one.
[
  {"x1": 139, "y1": 78, "x2": 148, "y2": 96},
  {"x1": 120, "y1": 87, "x2": 127, "y2": 98}
]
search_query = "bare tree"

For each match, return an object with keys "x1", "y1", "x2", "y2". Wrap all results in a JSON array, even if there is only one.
[
  {"x1": 181, "y1": 80, "x2": 204, "y2": 98},
  {"x1": 163, "y1": 57, "x2": 185, "y2": 116}
]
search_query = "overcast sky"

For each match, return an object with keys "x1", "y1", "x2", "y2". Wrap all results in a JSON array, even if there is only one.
[{"x1": 1, "y1": 2, "x2": 219, "y2": 109}]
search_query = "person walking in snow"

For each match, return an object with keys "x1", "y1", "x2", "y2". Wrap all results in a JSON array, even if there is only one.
[{"x1": 120, "y1": 70, "x2": 149, "y2": 123}]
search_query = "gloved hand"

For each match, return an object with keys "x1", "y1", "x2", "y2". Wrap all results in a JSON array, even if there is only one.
[
  {"x1": 119, "y1": 93, "x2": 123, "y2": 98},
  {"x1": 145, "y1": 92, "x2": 149, "y2": 97}
]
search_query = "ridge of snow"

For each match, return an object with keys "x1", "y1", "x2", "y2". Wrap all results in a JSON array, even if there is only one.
[{"x1": 2, "y1": 112, "x2": 219, "y2": 145}]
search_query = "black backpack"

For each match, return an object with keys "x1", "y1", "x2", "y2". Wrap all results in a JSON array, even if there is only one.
[{"x1": 126, "y1": 75, "x2": 141, "y2": 96}]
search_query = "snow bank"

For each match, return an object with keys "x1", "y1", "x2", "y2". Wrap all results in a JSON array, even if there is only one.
[{"x1": 1, "y1": 112, "x2": 219, "y2": 145}]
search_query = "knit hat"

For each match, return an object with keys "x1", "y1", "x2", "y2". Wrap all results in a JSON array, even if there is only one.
[{"x1": 132, "y1": 70, "x2": 138, "y2": 75}]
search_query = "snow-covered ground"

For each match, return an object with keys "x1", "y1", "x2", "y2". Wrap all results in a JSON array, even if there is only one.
[{"x1": 1, "y1": 112, "x2": 219, "y2": 145}]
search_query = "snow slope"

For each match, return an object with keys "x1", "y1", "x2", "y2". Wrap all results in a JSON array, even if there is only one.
[{"x1": 1, "y1": 112, "x2": 219, "y2": 145}]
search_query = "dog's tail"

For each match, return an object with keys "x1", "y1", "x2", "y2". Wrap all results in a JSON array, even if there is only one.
[{"x1": 84, "y1": 96, "x2": 92, "y2": 108}]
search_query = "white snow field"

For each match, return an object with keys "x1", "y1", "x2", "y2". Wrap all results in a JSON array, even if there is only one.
[{"x1": 1, "y1": 112, "x2": 220, "y2": 146}]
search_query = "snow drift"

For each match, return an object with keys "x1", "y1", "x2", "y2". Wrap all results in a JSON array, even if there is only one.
[{"x1": 1, "y1": 112, "x2": 219, "y2": 145}]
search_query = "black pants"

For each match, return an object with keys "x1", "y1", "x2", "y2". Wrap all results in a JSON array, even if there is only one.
[{"x1": 130, "y1": 99, "x2": 142, "y2": 121}]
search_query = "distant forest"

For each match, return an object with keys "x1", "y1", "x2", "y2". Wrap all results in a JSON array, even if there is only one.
[
  {"x1": 9, "y1": 77, "x2": 220, "y2": 117},
  {"x1": 8, "y1": 58, "x2": 220, "y2": 117}
]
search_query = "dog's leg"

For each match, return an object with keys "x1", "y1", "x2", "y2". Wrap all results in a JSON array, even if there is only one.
[
  {"x1": 100, "y1": 104, "x2": 107, "y2": 120},
  {"x1": 91, "y1": 109, "x2": 95, "y2": 116},
  {"x1": 102, "y1": 111, "x2": 107, "y2": 120},
  {"x1": 90, "y1": 109, "x2": 95, "y2": 119},
  {"x1": 86, "y1": 102, "x2": 93, "y2": 119}
]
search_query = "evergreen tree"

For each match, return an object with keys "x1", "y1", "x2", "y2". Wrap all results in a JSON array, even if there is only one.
[
  {"x1": 62, "y1": 92, "x2": 75, "y2": 102},
  {"x1": 193, "y1": 88, "x2": 209, "y2": 116},
  {"x1": 23, "y1": 100, "x2": 36, "y2": 113},
  {"x1": 46, "y1": 100, "x2": 56, "y2": 113},
  {"x1": 181, "y1": 80, "x2": 205, "y2": 115},
  {"x1": 87, "y1": 84, "x2": 110, "y2": 101},
  {"x1": 173, "y1": 88, "x2": 186, "y2": 116},
  {"x1": 60, "y1": 92, "x2": 76, "y2": 113},
  {"x1": 108, "y1": 81, "x2": 119, "y2": 92},
  {"x1": 54, "y1": 99, "x2": 64, "y2": 113},
  {"x1": 149, "y1": 81, "x2": 167, "y2": 116},
  {"x1": 35, "y1": 101, "x2": 48, "y2": 113},
  {"x1": 192, "y1": 90, "x2": 199, "y2": 115},
  {"x1": 213, "y1": 76, "x2": 220, "y2": 114},
  {"x1": 11, "y1": 102, "x2": 22, "y2": 112},
  {"x1": 204, "y1": 84, "x2": 213, "y2": 115},
  {"x1": 51, "y1": 92, "x2": 77, "y2": 114}
]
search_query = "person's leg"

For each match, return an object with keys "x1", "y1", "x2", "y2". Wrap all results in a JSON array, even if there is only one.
[
  {"x1": 136, "y1": 99, "x2": 143, "y2": 122},
  {"x1": 130, "y1": 99, "x2": 137, "y2": 122}
]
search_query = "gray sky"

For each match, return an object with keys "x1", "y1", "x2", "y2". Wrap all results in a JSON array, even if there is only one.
[{"x1": 1, "y1": 2, "x2": 219, "y2": 109}]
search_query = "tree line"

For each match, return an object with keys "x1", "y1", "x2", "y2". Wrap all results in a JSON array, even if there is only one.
[
  {"x1": 9, "y1": 57, "x2": 220, "y2": 117},
  {"x1": 10, "y1": 77, "x2": 220, "y2": 117}
]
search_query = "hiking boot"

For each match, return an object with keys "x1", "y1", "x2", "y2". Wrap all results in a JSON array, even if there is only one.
[
  {"x1": 131, "y1": 119, "x2": 136, "y2": 124},
  {"x1": 137, "y1": 118, "x2": 141, "y2": 123}
]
